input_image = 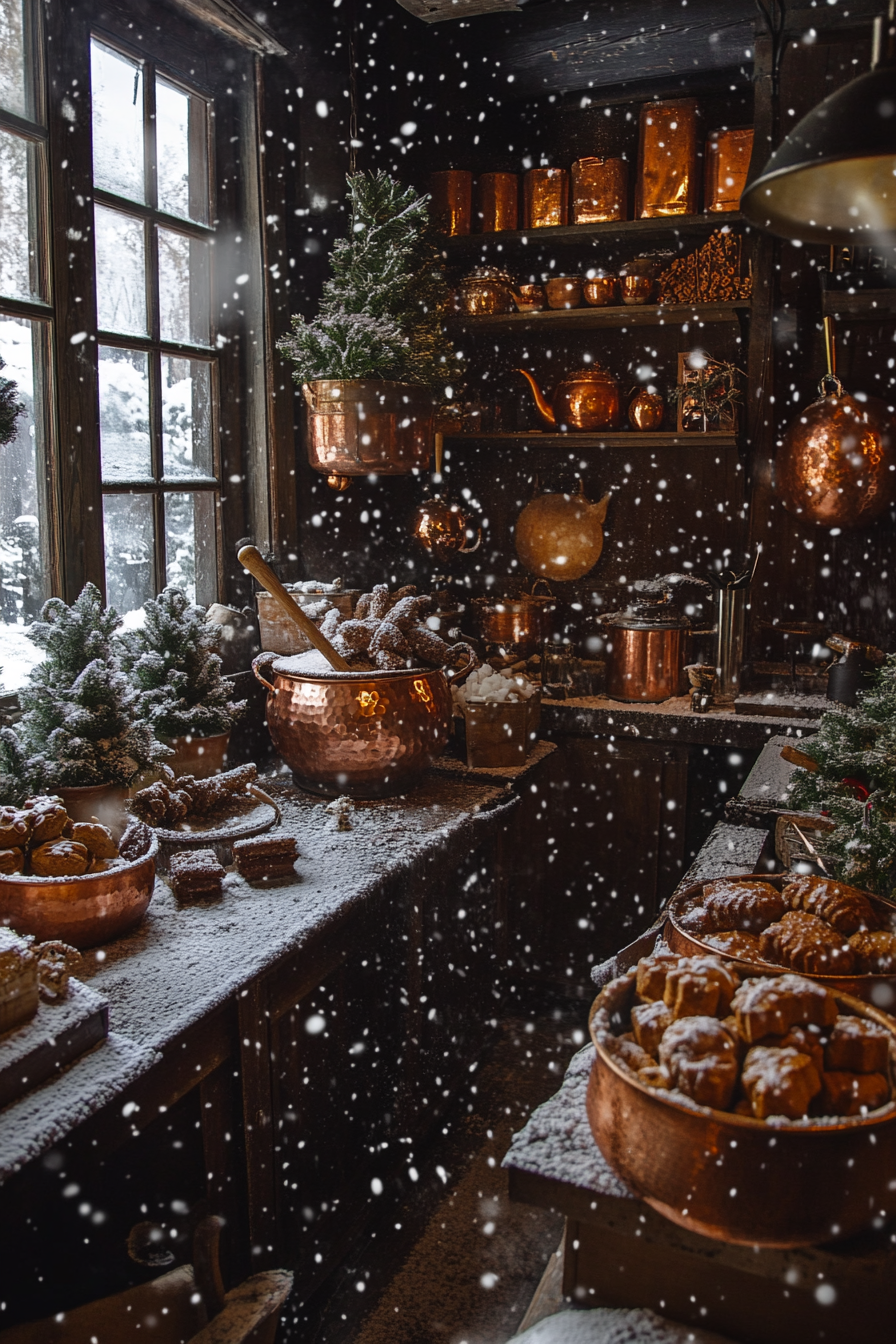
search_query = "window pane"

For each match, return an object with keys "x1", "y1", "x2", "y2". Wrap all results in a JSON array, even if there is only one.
[
  {"x1": 156, "y1": 78, "x2": 208, "y2": 224},
  {"x1": 165, "y1": 491, "x2": 215, "y2": 605},
  {"x1": 0, "y1": 130, "x2": 38, "y2": 300},
  {"x1": 0, "y1": 0, "x2": 26, "y2": 118},
  {"x1": 95, "y1": 205, "x2": 147, "y2": 335},
  {"x1": 0, "y1": 314, "x2": 50, "y2": 687},
  {"x1": 98, "y1": 346, "x2": 151, "y2": 482},
  {"x1": 103, "y1": 493, "x2": 154, "y2": 617},
  {"x1": 91, "y1": 38, "x2": 144, "y2": 203},
  {"x1": 159, "y1": 228, "x2": 209, "y2": 345},
  {"x1": 162, "y1": 356, "x2": 213, "y2": 479}
]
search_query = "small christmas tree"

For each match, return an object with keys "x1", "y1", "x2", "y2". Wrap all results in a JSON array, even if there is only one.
[
  {"x1": 117, "y1": 587, "x2": 245, "y2": 741},
  {"x1": 0, "y1": 355, "x2": 23, "y2": 447},
  {"x1": 788, "y1": 657, "x2": 896, "y2": 896},
  {"x1": 1, "y1": 583, "x2": 168, "y2": 794},
  {"x1": 278, "y1": 170, "x2": 461, "y2": 393}
]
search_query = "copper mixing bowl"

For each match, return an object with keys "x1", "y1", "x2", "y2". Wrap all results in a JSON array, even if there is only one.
[
  {"x1": 666, "y1": 875, "x2": 896, "y2": 1007},
  {"x1": 0, "y1": 835, "x2": 158, "y2": 949},
  {"x1": 253, "y1": 654, "x2": 461, "y2": 798},
  {"x1": 588, "y1": 968, "x2": 896, "y2": 1246}
]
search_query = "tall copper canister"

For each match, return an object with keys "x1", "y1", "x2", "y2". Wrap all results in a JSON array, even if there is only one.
[
  {"x1": 477, "y1": 172, "x2": 518, "y2": 232},
  {"x1": 430, "y1": 170, "x2": 472, "y2": 235},
  {"x1": 523, "y1": 167, "x2": 569, "y2": 228},
  {"x1": 571, "y1": 157, "x2": 628, "y2": 224},
  {"x1": 705, "y1": 127, "x2": 754, "y2": 213},
  {"x1": 636, "y1": 99, "x2": 700, "y2": 218},
  {"x1": 602, "y1": 595, "x2": 689, "y2": 702}
]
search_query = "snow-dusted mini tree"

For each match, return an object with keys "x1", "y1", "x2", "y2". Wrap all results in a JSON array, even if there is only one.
[
  {"x1": 117, "y1": 586, "x2": 244, "y2": 741},
  {"x1": 0, "y1": 355, "x2": 23, "y2": 447},
  {"x1": 0, "y1": 583, "x2": 167, "y2": 796}
]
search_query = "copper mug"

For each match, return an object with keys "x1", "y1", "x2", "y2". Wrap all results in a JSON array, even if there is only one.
[
  {"x1": 545, "y1": 276, "x2": 583, "y2": 309},
  {"x1": 583, "y1": 272, "x2": 619, "y2": 306}
]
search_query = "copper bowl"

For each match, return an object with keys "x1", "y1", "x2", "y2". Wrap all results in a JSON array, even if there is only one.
[
  {"x1": 0, "y1": 835, "x2": 158, "y2": 949},
  {"x1": 588, "y1": 968, "x2": 896, "y2": 1246},
  {"x1": 583, "y1": 274, "x2": 619, "y2": 307},
  {"x1": 544, "y1": 276, "x2": 583, "y2": 309},
  {"x1": 666, "y1": 875, "x2": 896, "y2": 1008},
  {"x1": 514, "y1": 283, "x2": 545, "y2": 313},
  {"x1": 253, "y1": 654, "x2": 462, "y2": 798}
]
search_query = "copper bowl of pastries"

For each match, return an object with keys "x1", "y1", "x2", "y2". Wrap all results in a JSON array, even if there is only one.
[
  {"x1": 588, "y1": 950, "x2": 896, "y2": 1246},
  {"x1": 0, "y1": 798, "x2": 157, "y2": 949},
  {"x1": 666, "y1": 873, "x2": 896, "y2": 1007}
]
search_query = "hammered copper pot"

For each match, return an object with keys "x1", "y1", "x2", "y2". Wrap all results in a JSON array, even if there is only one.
[
  {"x1": 253, "y1": 654, "x2": 460, "y2": 798},
  {"x1": 777, "y1": 375, "x2": 895, "y2": 527},
  {"x1": 457, "y1": 266, "x2": 517, "y2": 315},
  {"x1": 303, "y1": 380, "x2": 433, "y2": 477}
]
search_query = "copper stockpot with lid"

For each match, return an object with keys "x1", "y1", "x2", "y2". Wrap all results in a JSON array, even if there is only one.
[{"x1": 602, "y1": 577, "x2": 693, "y2": 702}]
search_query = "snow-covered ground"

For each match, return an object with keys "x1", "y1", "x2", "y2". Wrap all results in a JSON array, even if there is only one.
[{"x1": 0, "y1": 623, "x2": 42, "y2": 691}]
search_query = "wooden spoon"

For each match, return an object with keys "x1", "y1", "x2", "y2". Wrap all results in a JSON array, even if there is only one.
[{"x1": 237, "y1": 545, "x2": 352, "y2": 672}]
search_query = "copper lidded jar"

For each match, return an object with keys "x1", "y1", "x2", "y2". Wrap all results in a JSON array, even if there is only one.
[
  {"x1": 618, "y1": 256, "x2": 659, "y2": 305},
  {"x1": 430, "y1": 170, "x2": 472, "y2": 236},
  {"x1": 477, "y1": 172, "x2": 518, "y2": 232},
  {"x1": 636, "y1": 99, "x2": 699, "y2": 218},
  {"x1": 523, "y1": 167, "x2": 569, "y2": 229},
  {"x1": 457, "y1": 265, "x2": 517, "y2": 316},
  {"x1": 603, "y1": 593, "x2": 689, "y2": 702},
  {"x1": 571, "y1": 156, "x2": 628, "y2": 224},
  {"x1": 705, "y1": 127, "x2": 754, "y2": 213}
]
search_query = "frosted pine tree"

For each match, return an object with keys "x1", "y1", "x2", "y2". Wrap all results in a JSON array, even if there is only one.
[
  {"x1": 1, "y1": 583, "x2": 167, "y2": 794},
  {"x1": 117, "y1": 587, "x2": 244, "y2": 741}
]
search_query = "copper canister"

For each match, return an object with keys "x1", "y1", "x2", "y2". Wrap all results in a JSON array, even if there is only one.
[
  {"x1": 636, "y1": 99, "x2": 699, "y2": 218},
  {"x1": 477, "y1": 172, "x2": 518, "y2": 232},
  {"x1": 571, "y1": 156, "x2": 628, "y2": 224},
  {"x1": 523, "y1": 168, "x2": 569, "y2": 229},
  {"x1": 430, "y1": 170, "x2": 472, "y2": 235},
  {"x1": 705, "y1": 127, "x2": 754, "y2": 213}
]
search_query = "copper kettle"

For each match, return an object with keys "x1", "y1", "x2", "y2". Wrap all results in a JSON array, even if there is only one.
[
  {"x1": 517, "y1": 365, "x2": 621, "y2": 431},
  {"x1": 411, "y1": 495, "x2": 481, "y2": 558},
  {"x1": 777, "y1": 373, "x2": 895, "y2": 528}
]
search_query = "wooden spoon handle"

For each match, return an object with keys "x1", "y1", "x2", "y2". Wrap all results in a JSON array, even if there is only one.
[{"x1": 237, "y1": 545, "x2": 351, "y2": 672}]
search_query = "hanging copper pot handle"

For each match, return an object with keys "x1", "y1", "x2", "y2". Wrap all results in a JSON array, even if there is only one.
[
  {"x1": 252, "y1": 652, "x2": 279, "y2": 693},
  {"x1": 445, "y1": 646, "x2": 478, "y2": 685},
  {"x1": 458, "y1": 526, "x2": 482, "y2": 554},
  {"x1": 819, "y1": 373, "x2": 845, "y2": 398},
  {"x1": 529, "y1": 578, "x2": 554, "y2": 598}
]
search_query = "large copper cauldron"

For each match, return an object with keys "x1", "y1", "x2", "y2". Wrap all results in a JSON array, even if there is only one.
[
  {"x1": 303, "y1": 379, "x2": 433, "y2": 477},
  {"x1": 253, "y1": 654, "x2": 460, "y2": 797},
  {"x1": 588, "y1": 968, "x2": 896, "y2": 1246},
  {"x1": 777, "y1": 375, "x2": 895, "y2": 527}
]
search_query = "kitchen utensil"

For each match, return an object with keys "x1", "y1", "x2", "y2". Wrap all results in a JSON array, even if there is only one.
[
  {"x1": 628, "y1": 389, "x2": 664, "y2": 430},
  {"x1": 430, "y1": 170, "x2": 472, "y2": 235},
  {"x1": 514, "y1": 283, "x2": 545, "y2": 312},
  {"x1": 515, "y1": 481, "x2": 610, "y2": 581},
  {"x1": 237, "y1": 546, "x2": 351, "y2": 671},
  {"x1": 523, "y1": 167, "x2": 569, "y2": 228},
  {"x1": 457, "y1": 266, "x2": 518, "y2": 315},
  {"x1": 410, "y1": 495, "x2": 482, "y2": 558},
  {"x1": 544, "y1": 276, "x2": 583, "y2": 309},
  {"x1": 477, "y1": 172, "x2": 518, "y2": 232},
  {"x1": 583, "y1": 272, "x2": 619, "y2": 306},
  {"x1": 703, "y1": 546, "x2": 761, "y2": 697},
  {"x1": 303, "y1": 380, "x2": 433, "y2": 477},
  {"x1": 472, "y1": 580, "x2": 555, "y2": 656},
  {"x1": 517, "y1": 366, "x2": 621, "y2": 432},
  {"x1": 571, "y1": 156, "x2": 628, "y2": 224}
]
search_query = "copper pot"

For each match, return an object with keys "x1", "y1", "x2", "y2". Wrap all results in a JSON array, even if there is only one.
[
  {"x1": 518, "y1": 365, "x2": 621, "y2": 432},
  {"x1": 619, "y1": 258, "x2": 659, "y2": 305},
  {"x1": 472, "y1": 581, "x2": 555, "y2": 655},
  {"x1": 514, "y1": 283, "x2": 545, "y2": 313},
  {"x1": 0, "y1": 835, "x2": 158, "y2": 949},
  {"x1": 303, "y1": 380, "x2": 433, "y2": 477},
  {"x1": 477, "y1": 172, "x2": 518, "y2": 232},
  {"x1": 589, "y1": 970, "x2": 896, "y2": 1246},
  {"x1": 777, "y1": 375, "x2": 895, "y2": 527},
  {"x1": 583, "y1": 273, "x2": 619, "y2": 307},
  {"x1": 628, "y1": 389, "x2": 665, "y2": 430},
  {"x1": 457, "y1": 266, "x2": 517, "y2": 316},
  {"x1": 544, "y1": 276, "x2": 583, "y2": 309},
  {"x1": 253, "y1": 654, "x2": 464, "y2": 798},
  {"x1": 603, "y1": 595, "x2": 689, "y2": 701},
  {"x1": 410, "y1": 495, "x2": 482, "y2": 558}
]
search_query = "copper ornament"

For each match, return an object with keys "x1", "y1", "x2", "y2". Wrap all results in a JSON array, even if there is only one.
[
  {"x1": 477, "y1": 172, "x2": 518, "y2": 232},
  {"x1": 410, "y1": 495, "x2": 482, "y2": 557},
  {"x1": 777, "y1": 375, "x2": 895, "y2": 528},
  {"x1": 636, "y1": 99, "x2": 699, "y2": 218},
  {"x1": 571, "y1": 156, "x2": 628, "y2": 224},
  {"x1": 523, "y1": 168, "x2": 569, "y2": 229},
  {"x1": 705, "y1": 127, "x2": 754, "y2": 213},
  {"x1": 628, "y1": 389, "x2": 665, "y2": 430},
  {"x1": 515, "y1": 482, "x2": 610, "y2": 581},
  {"x1": 518, "y1": 365, "x2": 622, "y2": 432},
  {"x1": 429, "y1": 170, "x2": 472, "y2": 235}
]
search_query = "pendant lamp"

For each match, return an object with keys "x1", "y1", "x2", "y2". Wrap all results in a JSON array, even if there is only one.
[{"x1": 742, "y1": 6, "x2": 896, "y2": 245}]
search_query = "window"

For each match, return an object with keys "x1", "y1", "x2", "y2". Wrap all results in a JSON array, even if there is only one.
[{"x1": 90, "y1": 36, "x2": 219, "y2": 616}]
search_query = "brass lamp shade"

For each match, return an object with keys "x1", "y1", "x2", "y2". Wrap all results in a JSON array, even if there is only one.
[{"x1": 742, "y1": 66, "x2": 896, "y2": 244}]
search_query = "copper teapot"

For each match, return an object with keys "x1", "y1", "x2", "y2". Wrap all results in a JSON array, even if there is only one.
[
  {"x1": 517, "y1": 365, "x2": 621, "y2": 432},
  {"x1": 410, "y1": 494, "x2": 482, "y2": 558},
  {"x1": 458, "y1": 266, "x2": 518, "y2": 316}
]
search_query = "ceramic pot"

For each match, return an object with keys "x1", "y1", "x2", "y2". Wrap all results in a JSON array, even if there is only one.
[{"x1": 166, "y1": 730, "x2": 231, "y2": 780}]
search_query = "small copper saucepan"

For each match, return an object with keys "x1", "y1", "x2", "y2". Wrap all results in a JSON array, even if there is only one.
[{"x1": 472, "y1": 581, "x2": 556, "y2": 656}]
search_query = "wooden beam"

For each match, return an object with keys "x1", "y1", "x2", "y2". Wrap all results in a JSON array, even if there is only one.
[{"x1": 169, "y1": 0, "x2": 287, "y2": 56}]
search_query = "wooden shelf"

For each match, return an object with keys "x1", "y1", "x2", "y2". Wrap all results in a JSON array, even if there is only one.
[
  {"x1": 821, "y1": 290, "x2": 896, "y2": 320},
  {"x1": 444, "y1": 432, "x2": 737, "y2": 449},
  {"x1": 442, "y1": 212, "x2": 746, "y2": 253},
  {"x1": 447, "y1": 302, "x2": 749, "y2": 332}
]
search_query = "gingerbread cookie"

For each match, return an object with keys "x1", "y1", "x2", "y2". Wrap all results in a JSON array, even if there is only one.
[{"x1": 30, "y1": 839, "x2": 90, "y2": 877}]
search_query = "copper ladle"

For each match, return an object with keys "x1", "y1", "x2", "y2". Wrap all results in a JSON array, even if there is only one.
[{"x1": 237, "y1": 545, "x2": 351, "y2": 672}]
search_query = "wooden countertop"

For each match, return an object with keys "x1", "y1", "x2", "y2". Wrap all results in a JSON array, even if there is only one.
[{"x1": 542, "y1": 696, "x2": 819, "y2": 749}]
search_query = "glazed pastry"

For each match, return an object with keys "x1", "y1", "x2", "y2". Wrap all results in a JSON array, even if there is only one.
[
  {"x1": 759, "y1": 909, "x2": 856, "y2": 975},
  {"x1": 849, "y1": 930, "x2": 896, "y2": 974},
  {"x1": 168, "y1": 848, "x2": 225, "y2": 901},
  {"x1": 658, "y1": 1015, "x2": 739, "y2": 1109},
  {"x1": 631, "y1": 1000, "x2": 674, "y2": 1056},
  {"x1": 757, "y1": 1024, "x2": 826, "y2": 1076},
  {"x1": 702, "y1": 930, "x2": 765, "y2": 962},
  {"x1": 824, "y1": 1015, "x2": 891, "y2": 1074},
  {"x1": 30, "y1": 839, "x2": 90, "y2": 877},
  {"x1": 784, "y1": 874, "x2": 878, "y2": 935},
  {"x1": 638, "y1": 1063, "x2": 672, "y2": 1090},
  {"x1": 821, "y1": 1071, "x2": 890, "y2": 1117},
  {"x1": 635, "y1": 949, "x2": 680, "y2": 1002},
  {"x1": 604, "y1": 1033, "x2": 655, "y2": 1073},
  {"x1": 731, "y1": 973, "x2": 838, "y2": 1044},
  {"x1": 0, "y1": 847, "x2": 24, "y2": 875},
  {"x1": 23, "y1": 797, "x2": 68, "y2": 845},
  {"x1": 663, "y1": 956, "x2": 740, "y2": 1020},
  {"x1": 741, "y1": 1045, "x2": 821, "y2": 1120},
  {"x1": 698, "y1": 879, "x2": 788, "y2": 933},
  {"x1": 70, "y1": 822, "x2": 118, "y2": 860},
  {"x1": 0, "y1": 806, "x2": 31, "y2": 849}
]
